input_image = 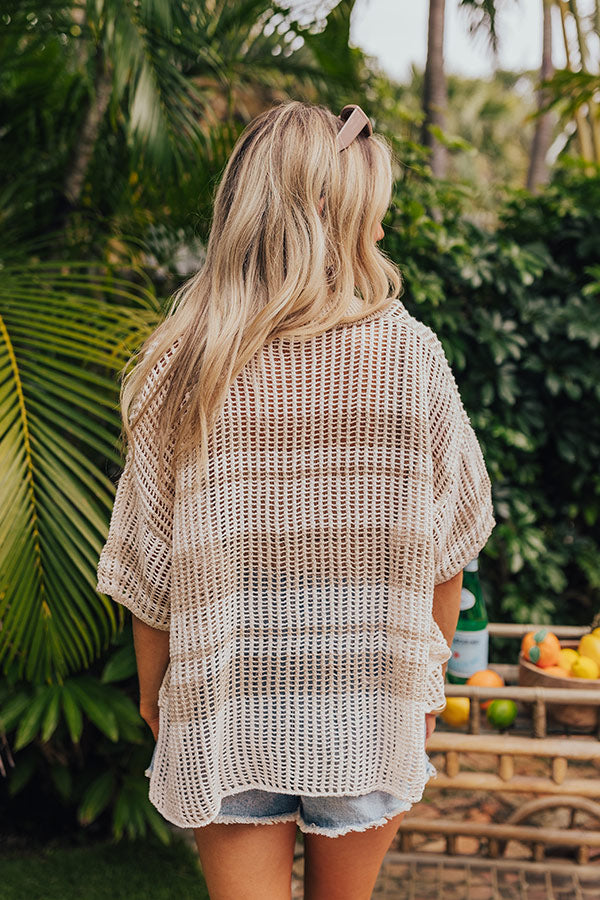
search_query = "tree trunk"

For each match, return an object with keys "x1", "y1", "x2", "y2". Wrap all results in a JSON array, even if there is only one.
[
  {"x1": 62, "y1": 51, "x2": 113, "y2": 210},
  {"x1": 422, "y1": 0, "x2": 448, "y2": 179},
  {"x1": 527, "y1": 0, "x2": 555, "y2": 192},
  {"x1": 568, "y1": 0, "x2": 600, "y2": 163},
  {"x1": 557, "y1": 0, "x2": 594, "y2": 164}
]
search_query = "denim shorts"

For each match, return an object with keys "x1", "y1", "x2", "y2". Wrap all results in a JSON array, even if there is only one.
[{"x1": 145, "y1": 720, "x2": 436, "y2": 838}]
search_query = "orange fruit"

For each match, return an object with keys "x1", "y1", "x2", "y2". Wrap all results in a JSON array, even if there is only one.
[
  {"x1": 542, "y1": 665, "x2": 571, "y2": 678},
  {"x1": 466, "y1": 669, "x2": 505, "y2": 710},
  {"x1": 521, "y1": 629, "x2": 561, "y2": 668}
]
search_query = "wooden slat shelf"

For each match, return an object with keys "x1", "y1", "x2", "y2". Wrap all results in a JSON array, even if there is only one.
[
  {"x1": 426, "y1": 773, "x2": 600, "y2": 797},
  {"x1": 376, "y1": 621, "x2": 600, "y2": 897},
  {"x1": 427, "y1": 732, "x2": 599, "y2": 758},
  {"x1": 487, "y1": 624, "x2": 590, "y2": 639},
  {"x1": 397, "y1": 817, "x2": 600, "y2": 847},
  {"x1": 443, "y1": 684, "x2": 600, "y2": 704}
]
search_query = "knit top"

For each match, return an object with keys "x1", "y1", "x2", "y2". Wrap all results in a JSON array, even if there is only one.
[{"x1": 96, "y1": 296, "x2": 496, "y2": 829}]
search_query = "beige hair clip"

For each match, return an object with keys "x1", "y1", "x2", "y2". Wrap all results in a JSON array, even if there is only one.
[{"x1": 336, "y1": 104, "x2": 373, "y2": 152}]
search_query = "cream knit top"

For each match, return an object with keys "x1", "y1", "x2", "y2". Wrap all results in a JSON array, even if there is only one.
[{"x1": 96, "y1": 296, "x2": 496, "y2": 828}]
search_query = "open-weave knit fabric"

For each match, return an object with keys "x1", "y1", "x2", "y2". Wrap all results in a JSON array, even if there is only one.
[{"x1": 96, "y1": 296, "x2": 496, "y2": 828}]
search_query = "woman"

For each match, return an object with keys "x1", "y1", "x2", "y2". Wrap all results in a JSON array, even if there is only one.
[{"x1": 96, "y1": 100, "x2": 496, "y2": 900}]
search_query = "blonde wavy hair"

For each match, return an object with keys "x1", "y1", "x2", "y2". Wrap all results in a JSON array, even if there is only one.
[{"x1": 119, "y1": 99, "x2": 403, "y2": 479}]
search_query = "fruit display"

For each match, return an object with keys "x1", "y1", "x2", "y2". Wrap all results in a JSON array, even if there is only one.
[
  {"x1": 439, "y1": 626, "x2": 600, "y2": 733},
  {"x1": 439, "y1": 625, "x2": 600, "y2": 733},
  {"x1": 520, "y1": 627, "x2": 600, "y2": 680},
  {"x1": 518, "y1": 626, "x2": 600, "y2": 731}
]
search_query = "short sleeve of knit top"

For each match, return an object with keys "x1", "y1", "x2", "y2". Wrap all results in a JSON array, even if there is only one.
[
  {"x1": 96, "y1": 348, "x2": 175, "y2": 632},
  {"x1": 426, "y1": 332, "x2": 497, "y2": 585}
]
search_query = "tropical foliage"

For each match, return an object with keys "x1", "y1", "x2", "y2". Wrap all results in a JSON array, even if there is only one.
[
  {"x1": 0, "y1": 0, "x2": 598, "y2": 844},
  {"x1": 0, "y1": 0, "x2": 369, "y2": 842},
  {"x1": 386, "y1": 154, "x2": 600, "y2": 630}
]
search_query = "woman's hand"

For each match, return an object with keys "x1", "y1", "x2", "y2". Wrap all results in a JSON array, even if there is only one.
[
  {"x1": 425, "y1": 712, "x2": 438, "y2": 743},
  {"x1": 140, "y1": 703, "x2": 160, "y2": 741},
  {"x1": 131, "y1": 615, "x2": 170, "y2": 744}
]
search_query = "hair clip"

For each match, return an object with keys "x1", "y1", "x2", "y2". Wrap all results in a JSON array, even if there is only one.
[{"x1": 336, "y1": 104, "x2": 373, "y2": 152}]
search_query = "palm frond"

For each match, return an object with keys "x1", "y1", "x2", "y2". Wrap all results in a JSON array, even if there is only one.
[
  {"x1": 457, "y1": 0, "x2": 513, "y2": 57},
  {"x1": 0, "y1": 262, "x2": 162, "y2": 682}
]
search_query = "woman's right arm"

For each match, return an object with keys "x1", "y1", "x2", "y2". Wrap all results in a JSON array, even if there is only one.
[
  {"x1": 432, "y1": 569, "x2": 463, "y2": 680},
  {"x1": 426, "y1": 569, "x2": 463, "y2": 739}
]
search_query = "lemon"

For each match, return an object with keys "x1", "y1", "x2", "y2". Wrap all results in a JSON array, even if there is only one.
[
  {"x1": 486, "y1": 699, "x2": 518, "y2": 730},
  {"x1": 578, "y1": 634, "x2": 600, "y2": 666},
  {"x1": 441, "y1": 697, "x2": 470, "y2": 727},
  {"x1": 571, "y1": 655, "x2": 600, "y2": 679},
  {"x1": 592, "y1": 627, "x2": 600, "y2": 639},
  {"x1": 558, "y1": 648, "x2": 579, "y2": 672}
]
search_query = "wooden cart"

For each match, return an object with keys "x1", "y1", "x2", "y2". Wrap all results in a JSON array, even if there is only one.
[{"x1": 376, "y1": 624, "x2": 600, "y2": 900}]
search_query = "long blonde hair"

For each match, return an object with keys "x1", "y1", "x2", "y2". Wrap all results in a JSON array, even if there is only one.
[{"x1": 119, "y1": 100, "x2": 403, "y2": 479}]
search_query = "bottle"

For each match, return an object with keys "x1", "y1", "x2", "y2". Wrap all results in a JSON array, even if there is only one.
[{"x1": 446, "y1": 556, "x2": 489, "y2": 684}]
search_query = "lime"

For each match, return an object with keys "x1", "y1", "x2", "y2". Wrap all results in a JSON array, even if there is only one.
[
  {"x1": 486, "y1": 699, "x2": 518, "y2": 730},
  {"x1": 441, "y1": 697, "x2": 470, "y2": 728}
]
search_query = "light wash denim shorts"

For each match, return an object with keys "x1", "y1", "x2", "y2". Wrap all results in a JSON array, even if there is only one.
[{"x1": 146, "y1": 720, "x2": 436, "y2": 838}]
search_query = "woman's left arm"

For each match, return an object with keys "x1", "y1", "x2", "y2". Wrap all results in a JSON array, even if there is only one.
[
  {"x1": 133, "y1": 615, "x2": 170, "y2": 740},
  {"x1": 96, "y1": 351, "x2": 180, "y2": 742}
]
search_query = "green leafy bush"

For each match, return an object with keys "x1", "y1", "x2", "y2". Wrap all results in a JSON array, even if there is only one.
[
  {"x1": 0, "y1": 625, "x2": 170, "y2": 845},
  {"x1": 385, "y1": 157, "x2": 600, "y2": 630}
]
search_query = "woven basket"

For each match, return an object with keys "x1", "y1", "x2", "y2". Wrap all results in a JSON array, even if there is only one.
[{"x1": 518, "y1": 640, "x2": 600, "y2": 731}]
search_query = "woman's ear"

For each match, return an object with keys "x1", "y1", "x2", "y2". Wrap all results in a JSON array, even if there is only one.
[{"x1": 318, "y1": 195, "x2": 325, "y2": 216}]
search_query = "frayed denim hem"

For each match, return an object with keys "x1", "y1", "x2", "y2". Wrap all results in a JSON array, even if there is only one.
[
  {"x1": 209, "y1": 802, "x2": 414, "y2": 838},
  {"x1": 208, "y1": 810, "x2": 301, "y2": 827},
  {"x1": 297, "y1": 800, "x2": 414, "y2": 839}
]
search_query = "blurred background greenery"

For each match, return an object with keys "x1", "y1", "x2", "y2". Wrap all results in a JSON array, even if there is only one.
[{"x1": 0, "y1": 0, "x2": 599, "y2": 863}]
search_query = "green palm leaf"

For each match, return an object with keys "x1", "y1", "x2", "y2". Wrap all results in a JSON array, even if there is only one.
[{"x1": 0, "y1": 262, "x2": 161, "y2": 683}]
